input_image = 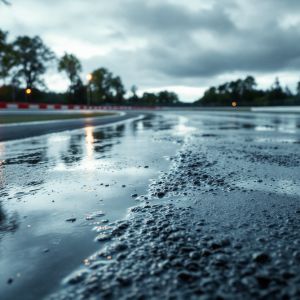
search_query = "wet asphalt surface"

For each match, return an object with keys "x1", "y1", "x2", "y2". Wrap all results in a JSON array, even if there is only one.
[
  {"x1": 0, "y1": 112, "x2": 135, "y2": 142},
  {"x1": 0, "y1": 111, "x2": 300, "y2": 300}
]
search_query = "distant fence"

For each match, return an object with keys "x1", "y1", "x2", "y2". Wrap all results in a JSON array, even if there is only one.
[{"x1": 0, "y1": 102, "x2": 163, "y2": 110}]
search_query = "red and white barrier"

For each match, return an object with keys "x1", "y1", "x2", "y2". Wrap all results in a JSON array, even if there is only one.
[{"x1": 0, "y1": 102, "x2": 163, "y2": 110}]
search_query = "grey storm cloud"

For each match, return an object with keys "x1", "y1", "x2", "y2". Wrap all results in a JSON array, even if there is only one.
[
  {"x1": 114, "y1": 2, "x2": 235, "y2": 34},
  {"x1": 1, "y1": 0, "x2": 300, "y2": 99},
  {"x1": 70, "y1": 0, "x2": 300, "y2": 82},
  {"x1": 106, "y1": 0, "x2": 300, "y2": 78}
]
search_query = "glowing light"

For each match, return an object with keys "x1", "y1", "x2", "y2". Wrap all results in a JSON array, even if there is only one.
[
  {"x1": 86, "y1": 74, "x2": 92, "y2": 81},
  {"x1": 26, "y1": 89, "x2": 31, "y2": 94},
  {"x1": 232, "y1": 102, "x2": 237, "y2": 107},
  {"x1": 85, "y1": 128, "x2": 94, "y2": 157}
]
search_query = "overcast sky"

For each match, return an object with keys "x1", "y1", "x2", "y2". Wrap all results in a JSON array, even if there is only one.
[{"x1": 1, "y1": 0, "x2": 300, "y2": 102}]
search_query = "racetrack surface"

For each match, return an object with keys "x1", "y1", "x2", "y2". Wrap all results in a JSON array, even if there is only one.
[
  {"x1": 0, "y1": 112, "x2": 136, "y2": 142},
  {"x1": 0, "y1": 111, "x2": 300, "y2": 300}
]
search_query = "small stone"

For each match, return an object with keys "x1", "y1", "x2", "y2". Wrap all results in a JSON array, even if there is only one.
[
  {"x1": 181, "y1": 246, "x2": 196, "y2": 253},
  {"x1": 7, "y1": 278, "x2": 13, "y2": 284},
  {"x1": 232, "y1": 243, "x2": 243, "y2": 249},
  {"x1": 255, "y1": 273, "x2": 271, "y2": 287},
  {"x1": 114, "y1": 242, "x2": 128, "y2": 251},
  {"x1": 157, "y1": 192, "x2": 165, "y2": 198},
  {"x1": 118, "y1": 223, "x2": 129, "y2": 229},
  {"x1": 208, "y1": 240, "x2": 222, "y2": 249},
  {"x1": 65, "y1": 217, "x2": 76, "y2": 222},
  {"x1": 177, "y1": 271, "x2": 192, "y2": 281},
  {"x1": 116, "y1": 276, "x2": 131, "y2": 286},
  {"x1": 201, "y1": 248, "x2": 212, "y2": 256},
  {"x1": 189, "y1": 251, "x2": 201, "y2": 260},
  {"x1": 185, "y1": 261, "x2": 199, "y2": 271},
  {"x1": 293, "y1": 251, "x2": 300, "y2": 260},
  {"x1": 96, "y1": 235, "x2": 111, "y2": 242},
  {"x1": 214, "y1": 254, "x2": 228, "y2": 265},
  {"x1": 89, "y1": 261, "x2": 106, "y2": 269},
  {"x1": 116, "y1": 253, "x2": 127, "y2": 260},
  {"x1": 68, "y1": 272, "x2": 88, "y2": 284},
  {"x1": 252, "y1": 252, "x2": 269, "y2": 263},
  {"x1": 131, "y1": 194, "x2": 138, "y2": 197},
  {"x1": 43, "y1": 249, "x2": 49, "y2": 253}
]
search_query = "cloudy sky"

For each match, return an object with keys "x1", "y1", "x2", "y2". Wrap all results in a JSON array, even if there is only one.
[{"x1": 1, "y1": 0, "x2": 300, "y2": 102}]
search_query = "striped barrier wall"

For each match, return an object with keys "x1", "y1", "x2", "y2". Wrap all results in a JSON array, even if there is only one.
[{"x1": 0, "y1": 102, "x2": 163, "y2": 110}]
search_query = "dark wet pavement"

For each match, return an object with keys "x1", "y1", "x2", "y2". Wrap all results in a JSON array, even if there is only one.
[
  {"x1": 0, "y1": 112, "x2": 135, "y2": 142},
  {"x1": 0, "y1": 112, "x2": 188, "y2": 300},
  {"x1": 0, "y1": 111, "x2": 300, "y2": 300}
]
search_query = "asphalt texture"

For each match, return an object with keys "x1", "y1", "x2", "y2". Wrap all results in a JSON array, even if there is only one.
[
  {"x1": 0, "y1": 112, "x2": 135, "y2": 142},
  {"x1": 0, "y1": 111, "x2": 300, "y2": 300}
]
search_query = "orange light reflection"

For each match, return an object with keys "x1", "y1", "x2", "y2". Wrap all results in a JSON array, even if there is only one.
[{"x1": 85, "y1": 129, "x2": 94, "y2": 157}]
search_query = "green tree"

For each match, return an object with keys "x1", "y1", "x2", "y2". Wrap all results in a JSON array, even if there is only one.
[
  {"x1": 58, "y1": 53, "x2": 82, "y2": 103},
  {"x1": 157, "y1": 91, "x2": 179, "y2": 104},
  {"x1": 91, "y1": 68, "x2": 112, "y2": 103},
  {"x1": 13, "y1": 35, "x2": 55, "y2": 90},
  {"x1": 129, "y1": 85, "x2": 139, "y2": 102},
  {"x1": 243, "y1": 76, "x2": 257, "y2": 90},
  {"x1": 196, "y1": 76, "x2": 259, "y2": 106},
  {"x1": 141, "y1": 92, "x2": 157, "y2": 104},
  {"x1": 297, "y1": 80, "x2": 300, "y2": 95},
  {"x1": 91, "y1": 67, "x2": 125, "y2": 104},
  {"x1": 131, "y1": 85, "x2": 137, "y2": 96},
  {"x1": 0, "y1": 29, "x2": 16, "y2": 85},
  {"x1": 267, "y1": 77, "x2": 286, "y2": 101},
  {"x1": 109, "y1": 76, "x2": 126, "y2": 103}
]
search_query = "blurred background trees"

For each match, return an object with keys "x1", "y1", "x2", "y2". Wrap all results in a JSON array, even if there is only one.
[
  {"x1": 90, "y1": 68, "x2": 126, "y2": 104},
  {"x1": 58, "y1": 53, "x2": 82, "y2": 104},
  {"x1": 195, "y1": 76, "x2": 300, "y2": 106},
  {"x1": 0, "y1": 27, "x2": 299, "y2": 106},
  {"x1": 13, "y1": 36, "x2": 55, "y2": 90},
  {"x1": 0, "y1": 30, "x2": 15, "y2": 85}
]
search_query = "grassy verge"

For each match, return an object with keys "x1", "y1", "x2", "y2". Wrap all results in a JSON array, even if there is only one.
[{"x1": 0, "y1": 113, "x2": 117, "y2": 124}]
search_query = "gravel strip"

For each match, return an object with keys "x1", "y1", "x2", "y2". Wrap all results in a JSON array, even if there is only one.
[{"x1": 46, "y1": 132, "x2": 300, "y2": 300}]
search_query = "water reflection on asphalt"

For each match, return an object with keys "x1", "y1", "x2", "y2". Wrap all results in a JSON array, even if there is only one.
[
  {"x1": 0, "y1": 111, "x2": 300, "y2": 300},
  {"x1": 0, "y1": 113, "x2": 189, "y2": 300}
]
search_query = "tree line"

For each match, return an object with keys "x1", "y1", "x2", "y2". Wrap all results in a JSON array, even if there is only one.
[
  {"x1": 0, "y1": 29, "x2": 180, "y2": 105},
  {"x1": 195, "y1": 76, "x2": 300, "y2": 106}
]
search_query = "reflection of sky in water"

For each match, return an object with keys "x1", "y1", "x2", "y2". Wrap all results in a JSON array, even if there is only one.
[
  {"x1": 174, "y1": 116, "x2": 196, "y2": 135},
  {"x1": 193, "y1": 112, "x2": 300, "y2": 135},
  {"x1": 85, "y1": 127, "x2": 94, "y2": 157},
  {"x1": 255, "y1": 126, "x2": 275, "y2": 131},
  {"x1": 0, "y1": 113, "x2": 191, "y2": 300}
]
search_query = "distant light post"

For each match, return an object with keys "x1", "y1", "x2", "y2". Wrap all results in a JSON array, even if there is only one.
[
  {"x1": 25, "y1": 88, "x2": 32, "y2": 102},
  {"x1": 86, "y1": 74, "x2": 92, "y2": 107}
]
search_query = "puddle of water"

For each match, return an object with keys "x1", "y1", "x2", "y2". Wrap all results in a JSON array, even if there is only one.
[
  {"x1": 0, "y1": 113, "x2": 186, "y2": 300},
  {"x1": 1, "y1": 110, "x2": 300, "y2": 300}
]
